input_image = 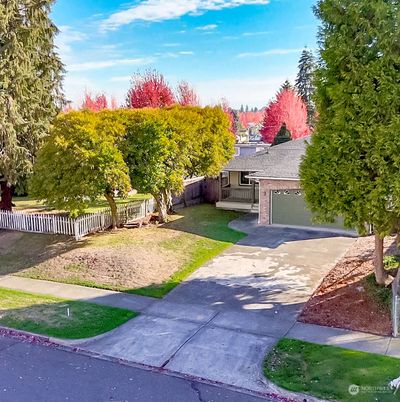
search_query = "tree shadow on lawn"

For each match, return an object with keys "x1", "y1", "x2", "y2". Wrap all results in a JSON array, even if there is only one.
[
  {"x1": 160, "y1": 204, "x2": 357, "y2": 248},
  {"x1": 0, "y1": 229, "x2": 90, "y2": 276},
  {"x1": 160, "y1": 204, "x2": 247, "y2": 243},
  {"x1": 0, "y1": 290, "x2": 137, "y2": 340}
]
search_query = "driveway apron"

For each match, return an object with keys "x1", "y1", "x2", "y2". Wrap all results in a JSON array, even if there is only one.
[{"x1": 78, "y1": 216, "x2": 356, "y2": 394}]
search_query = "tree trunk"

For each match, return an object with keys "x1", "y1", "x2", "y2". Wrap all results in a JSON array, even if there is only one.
[
  {"x1": 374, "y1": 233, "x2": 388, "y2": 285},
  {"x1": 0, "y1": 182, "x2": 13, "y2": 211},
  {"x1": 155, "y1": 193, "x2": 169, "y2": 224},
  {"x1": 165, "y1": 189, "x2": 174, "y2": 214},
  {"x1": 105, "y1": 193, "x2": 118, "y2": 229}
]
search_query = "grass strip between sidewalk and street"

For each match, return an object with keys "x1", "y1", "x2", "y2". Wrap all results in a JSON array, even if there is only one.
[
  {"x1": 0, "y1": 287, "x2": 137, "y2": 339},
  {"x1": 264, "y1": 338, "x2": 400, "y2": 402}
]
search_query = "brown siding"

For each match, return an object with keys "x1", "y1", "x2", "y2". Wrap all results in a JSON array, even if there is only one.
[{"x1": 259, "y1": 179, "x2": 300, "y2": 225}]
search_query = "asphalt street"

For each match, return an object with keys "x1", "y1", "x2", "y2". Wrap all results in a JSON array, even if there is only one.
[{"x1": 0, "y1": 335, "x2": 280, "y2": 402}]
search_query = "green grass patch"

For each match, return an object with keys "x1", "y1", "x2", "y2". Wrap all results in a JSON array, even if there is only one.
[
  {"x1": 363, "y1": 273, "x2": 392, "y2": 311},
  {"x1": 264, "y1": 338, "x2": 400, "y2": 402},
  {"x1": 0, "y1": 287, "x2": 137, "y2": 339},
  {"x1": 13, "y1": 194, "x2": 151, "y2": 215}
]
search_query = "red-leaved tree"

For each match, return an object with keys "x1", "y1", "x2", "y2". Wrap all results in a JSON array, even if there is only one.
[
  {"x1": 176, "y1": 81, "x2": 200, "y2": 106},
  {"x1": 261, "y1": 88, "x2": 310, "y2": 143},
  {"x1": 81, "y1": 92, "x2": 109, "y2": 111},
  {"x1": 126, "y1": 70, "x2": 175, "y2": 109}
]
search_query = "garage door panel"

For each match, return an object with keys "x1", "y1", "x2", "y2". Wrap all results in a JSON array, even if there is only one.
[{"x1": 271, "y1": 190, "x2": 345, "y2": 230}]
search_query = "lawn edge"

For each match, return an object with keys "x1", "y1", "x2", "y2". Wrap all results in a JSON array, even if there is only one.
[{"x1": 0, "y1": 326, "x2": 308, "y2": 402}]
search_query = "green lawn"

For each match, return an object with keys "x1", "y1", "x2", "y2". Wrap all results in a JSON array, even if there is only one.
[
  {"x1": 264, "y1": 338, "x2": 400, "y2": 402},
  {"x1": 0, "y1": 287, "x2": 137, "y2": 339},
  {"x1": 13, "y1": 194, "x2": 151, "y2": 215}
]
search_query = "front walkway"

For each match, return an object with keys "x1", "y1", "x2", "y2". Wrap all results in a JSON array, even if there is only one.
[{"x1": 0, "y1": 216, "x2": 358, "y2": 400}]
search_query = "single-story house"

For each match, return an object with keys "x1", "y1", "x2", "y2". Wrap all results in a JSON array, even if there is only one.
[{"x1": 216, "y1": 137, "x2": 345, "y2": 230}]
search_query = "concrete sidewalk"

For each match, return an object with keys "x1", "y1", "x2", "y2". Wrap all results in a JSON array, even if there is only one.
[{"x1": 288, "y1": 321, "x2": 400, "y2": 357}]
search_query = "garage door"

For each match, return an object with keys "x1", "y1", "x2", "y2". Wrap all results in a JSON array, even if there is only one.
[{"x1": 271, "y1": 189, "x2": 346, "y2": 230}]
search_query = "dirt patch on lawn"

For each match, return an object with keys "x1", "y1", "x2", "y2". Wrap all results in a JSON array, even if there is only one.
[
  {"x1": 8, "y1": 227, "x2": 191, "y2": 291},
  {"x1": 299, "y1": 236, "x2": 395, "y2": 336}
]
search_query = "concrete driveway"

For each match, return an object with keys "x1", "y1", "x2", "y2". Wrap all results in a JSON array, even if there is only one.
[{"x1": 78, "y1": 215, "x2": 355, "y2": 396}]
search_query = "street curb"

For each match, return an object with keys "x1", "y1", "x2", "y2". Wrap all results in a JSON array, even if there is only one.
[{"x1": 0, "y1": 326, "x2": 315, "y2": 402}]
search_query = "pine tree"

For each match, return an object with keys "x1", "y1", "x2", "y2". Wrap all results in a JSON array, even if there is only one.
[
  {"x1": 280, "y1": 80, "x2": 294, "y2": 91},
  {"x1": 240, "y1": 104, "x2": 244, "y2": 113},
  {"x1": 245, "y1": 105, "x2": 249, "y2": 112},
  {"x1": 295, "y1": 48, "x2": 316, "y2": 125},
  {"x1": 273, "y1": 123, "x2": 292, "y2": 146},
  {"x1": 0, "y1": 0, "x2": 64, "y2": 210}
]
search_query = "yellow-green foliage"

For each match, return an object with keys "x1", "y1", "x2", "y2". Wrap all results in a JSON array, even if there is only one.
[
  {"x1": 30, "y1": 111, "x2": 131, "y2": 216},
  {"x1": 30, "y1": 106, "x2": 234, "y2": 216}
]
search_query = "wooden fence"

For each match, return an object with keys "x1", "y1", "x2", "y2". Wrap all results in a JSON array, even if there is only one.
[{"x1": 0, "y1": 198, "x2": 155, "y2": 240}]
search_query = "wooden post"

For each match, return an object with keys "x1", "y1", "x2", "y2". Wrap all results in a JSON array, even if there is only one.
[
  {"x1": 218, "y1": 173, "x2": 222, "y2": 202},
  {"x1": 251, "y1": 180, "x2": 256, "y2": 204}
]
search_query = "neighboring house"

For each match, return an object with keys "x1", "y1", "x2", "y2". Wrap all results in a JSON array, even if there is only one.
[
  {"x1": 234, "y1": 142, "x2": 269, "y2": 157},
  {"x1": 217, "y1": 137, "x2": 346, "y2": 230}
]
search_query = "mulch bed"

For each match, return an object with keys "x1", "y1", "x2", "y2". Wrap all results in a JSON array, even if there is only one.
[{"x1": 299, "y1": 236, "x2": 396, "y2": 336}]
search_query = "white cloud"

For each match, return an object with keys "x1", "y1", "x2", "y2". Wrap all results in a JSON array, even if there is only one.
[
  {"x1": 179, "y1": 51, "x2": 194, "y2": 55},
  {"x1": 101, "y1": 0, "x2": 269, "y2": 31},
  {"x1": 56, "y1": 26, "x2": 87, "y2": 61},
  {"x1": 242, "y1": 30, "x2": 271, "y2": 36},
  {"x1": 68, "y1": 57, "x2": 155, "y2": 72},
  {"x1": 196, "y1": 24, "x2": 218, "y2": 31},
  {"x1": 163, "y1": 43, "x2": 181, "y2": 47},
  {"x1": 237, "y1": 48, "x2": 302, "y2": 58}
]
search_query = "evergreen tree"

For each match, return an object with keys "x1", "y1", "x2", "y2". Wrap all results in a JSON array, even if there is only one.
[
  {"x1": 280, "y1": 80, "x2": 294, "y2": 91},
  {"x1": 0, "y1": 0, "x2": 64, "y2": 210},
  {"x1": 273, "y1": 123, "x2": 292, "y2": 146},
  {"x1": 245, "y1": 105, "x2": 249, "y2": 112},
  {"x1": 300, "y1": 0, "x2": 400, "y2": 285},
  {"x1": 240, "y1": 104, "x2": 244, "y2": 113},
  {"x1": 295, "y1": 48, "x2": 316, "y2": 125}
]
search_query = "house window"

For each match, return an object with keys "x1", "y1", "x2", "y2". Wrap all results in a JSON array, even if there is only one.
[{"x1": 240, "y1": 171, "x2": 251, "y2": 186}]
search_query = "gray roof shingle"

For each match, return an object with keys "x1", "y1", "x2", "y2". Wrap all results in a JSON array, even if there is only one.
[{"x1": 224, "y1": 136, "x2": 310, "y2": 180}]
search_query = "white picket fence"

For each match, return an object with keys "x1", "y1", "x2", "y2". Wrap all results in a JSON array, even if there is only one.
[{"x1": 0, "y1": 198, "x2": 155, "y2": 240}]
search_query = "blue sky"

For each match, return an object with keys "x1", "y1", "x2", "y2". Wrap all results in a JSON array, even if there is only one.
[{"x1": 52, "y1": 0, "x2": 318, "y2": 108}]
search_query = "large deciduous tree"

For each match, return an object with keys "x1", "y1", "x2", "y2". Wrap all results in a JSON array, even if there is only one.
[
  {"x1": 30, "y1": 112, "x2": 131, "y2": 228},
  {"x1": 122, "y1": 106, "x2": 234, "y2": 222},
  {"x1": 126, "y1": 70, "x2": 175, "y2": 109},
  {"x1": 260, "y1": 88, "x2": 310, "y2": 143},
  {"x1": 300, "y1": 0, "x2": 400, "y2": 285},
  {"x1": 295, "y1": 48, "x2": 316, "y2": 125},
  {"x1": 0, "y1": 0, "x2": 64, "y2": 210}
]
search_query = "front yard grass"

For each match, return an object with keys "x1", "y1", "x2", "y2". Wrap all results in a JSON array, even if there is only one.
[
  {"x1": 264, "y1": 338, "x2": 400, "y2": 402},
  {"x1": 0, "y1": 287, "x2": 137, "y2": 339},
  {"x1": 1, "y1": 205, "x2": 246, "y2": 298},
  {"x1": 13, "y1": 194, "x2": 151, "y2": 214}
]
